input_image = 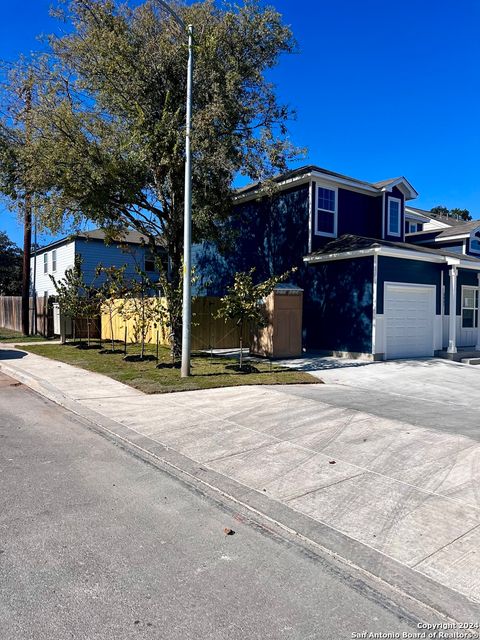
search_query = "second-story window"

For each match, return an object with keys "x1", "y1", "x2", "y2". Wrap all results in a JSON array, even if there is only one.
[
  {"x1": 144, "y1": 251, "x2": 155, "y2": 272},
  {"x1": 315, "y1": 186, "x2": 337, "y2": 237},
  {"x1": 52, "y1": 249, "x2": 57, "y2": 272},
  {"x1": 43, "y1": 253, "x2": 48, "y2": 274},
  {"x1": 388, "y1": 198, "x2": 402, "y2": 237}
]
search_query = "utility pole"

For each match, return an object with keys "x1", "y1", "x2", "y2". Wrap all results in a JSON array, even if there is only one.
[{"x1": 21, "y1": 78, "x2": 32, "y2": 336}]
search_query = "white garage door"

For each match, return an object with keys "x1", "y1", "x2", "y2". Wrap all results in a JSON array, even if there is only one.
[{"x1": 384, "y1": 283, "x2": 435, "y2": 359}]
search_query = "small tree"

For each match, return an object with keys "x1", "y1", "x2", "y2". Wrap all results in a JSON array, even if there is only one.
[
  {"x1": 217, "y1": 267, "x2": 295, "y2": 369},
  {"x1": 50, "y1": 256, "x2": 84, "y2": 342},
  {"x1": 117, "y1": 268, "x2": 160, "y2": 360},
  {"x1": 50, "y1": 255, "x2": 100, "y2": 345},
  {"x1": 97, "y1": 264, "x2": 128, "y2": 352}
]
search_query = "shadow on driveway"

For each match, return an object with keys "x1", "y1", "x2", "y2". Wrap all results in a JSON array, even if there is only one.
[{"x1": 0, "y1": 349, "x2": 28, "y2": 360}]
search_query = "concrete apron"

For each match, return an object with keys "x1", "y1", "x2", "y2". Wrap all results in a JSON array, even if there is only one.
[{"x1": 1, "y1": 348, "x2": 480, "y2": 622}]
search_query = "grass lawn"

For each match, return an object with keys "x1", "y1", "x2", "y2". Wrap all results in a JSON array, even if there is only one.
[
  {"x1": 0, "y1": 328, "x2": 50, "y2": 343},
  {"x1": 20, "y1": 341, "x2": 319, "y2": 394}
]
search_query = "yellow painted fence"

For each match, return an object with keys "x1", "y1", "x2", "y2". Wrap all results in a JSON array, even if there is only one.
[{"x1": 101, "y1": 296, "x2": 249, "y2": 351}]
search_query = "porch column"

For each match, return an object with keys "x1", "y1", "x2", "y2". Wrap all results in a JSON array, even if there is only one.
[
  {"x1": 476, "y1": 273, "x2": 480, "y2": 351},
  {"x1": 447, "y1": 266, "x2": 458, "y2": 354}
]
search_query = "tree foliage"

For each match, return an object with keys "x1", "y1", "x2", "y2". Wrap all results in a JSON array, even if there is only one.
[
  {"x1": 0, "y1": 230, "x2": 22, "y2": 295},
  {"x1": 1, "y1": 0, "x2": 302, "y2": 354},
  {"x1": 217, "y1": 266, "x2": 295, "y2": 367}
]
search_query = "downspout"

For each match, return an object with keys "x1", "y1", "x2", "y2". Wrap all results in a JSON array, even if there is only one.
[
  {"x1": 308, "y1": 179, "x2": 313, "y2": 254},
  {"x1": 381, "y1": 192, "x2": 385, "y2": 239},
  {"x1": 440, "y1": 268, "x2": 444, "y2": 348},
  {"x1": 371, "y1": 249, "x2": 379, "y2": 359}
]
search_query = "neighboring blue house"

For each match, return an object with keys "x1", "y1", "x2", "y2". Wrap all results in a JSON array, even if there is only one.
[
  {"x1": 31, "y1": 229, "x2": 165, "y2": 298},
  {"x1": 195, "y1": 165, "x2": 480, "y2": 360}
]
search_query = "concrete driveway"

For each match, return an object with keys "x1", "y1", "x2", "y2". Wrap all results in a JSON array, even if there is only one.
[{"x1": 278, "y1": 356, "x2": 480, "y2": 439}]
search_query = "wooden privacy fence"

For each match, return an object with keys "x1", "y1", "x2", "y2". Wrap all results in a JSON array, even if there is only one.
[
  {"x1": 101, "y1": 296, "x2": 249, "y2": 350},
  {"x1": 0, "y1": 295, "x2": 53, "y2": 337},
  {"x1": 0, "y1": 296, "x2": 21, "y2": 332}
]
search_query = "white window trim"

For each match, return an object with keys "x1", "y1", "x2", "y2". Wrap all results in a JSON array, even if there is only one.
[
  {"x1": 406, "y1": 221, "x2": 420, "y2": 234},
  {"x1": 461, "y1": 285, "x2": 479, "y2": 329},
  {"x1": 314, "y1": 184, "x2": 338, "y2": 238},
  {"x1": 52, "y1": 250, "x2": 57, "y2": 273},
  {"x1": 43, "y1": 253, "x2": 48, "y2": 274},
  {"x1": 387, "y1": 197, "x2": 402, "y2": 237}
]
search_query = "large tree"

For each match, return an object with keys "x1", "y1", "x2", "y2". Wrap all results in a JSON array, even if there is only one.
[
  {"x1": 0, "y1": 231, "x2": 22, "y2": 295},
  {"x1": 1, "y1": 0, "x2": 301, "y2": 353}
]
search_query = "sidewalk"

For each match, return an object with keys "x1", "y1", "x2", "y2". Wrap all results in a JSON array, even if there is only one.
[{"x1": 1, "y1": 346, "x2": 480, "y2": 621}]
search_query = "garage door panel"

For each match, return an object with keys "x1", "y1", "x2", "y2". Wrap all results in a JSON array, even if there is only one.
[{"x1": 384, "y1": 284, "x2": 435, "y2": 359}]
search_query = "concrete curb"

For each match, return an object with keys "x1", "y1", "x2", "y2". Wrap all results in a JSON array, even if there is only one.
[{"x1": 1, "y1": 356, "x2": 479, "y2": 625}]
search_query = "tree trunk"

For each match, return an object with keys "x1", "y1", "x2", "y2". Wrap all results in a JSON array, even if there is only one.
[
  {"x1": 87, "y1": 318, "x2": 90, "y2": 347},
  {"x1": 140, "y1": 283, "x2": 145, "y2": 359},
  {"x1": 239, "y1": 321, "x2": 244, "y2": 370},
  {"x1": 110, "y1": 310, "x2": 114, "y2": 351}
]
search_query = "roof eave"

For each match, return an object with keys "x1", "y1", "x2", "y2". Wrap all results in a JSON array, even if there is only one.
[
  {"x1": 379, "y1": 177, "x2": 418, "y2": 201},
  {"x1": 304, "y1": 244, "x2": 480, "y2": 268}
]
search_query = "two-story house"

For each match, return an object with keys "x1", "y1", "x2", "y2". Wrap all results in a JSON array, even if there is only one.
[
  {"x1": 31, "y1": 229, "x2": 165, "y2": 298},
  {"x1": 195, "y1": 165, "x2": 480, "y2": 360}
]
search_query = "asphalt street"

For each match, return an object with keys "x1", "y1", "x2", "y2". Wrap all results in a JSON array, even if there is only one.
[{"x1": 0, "y1": 372, "x2": 426, "y2": 640}]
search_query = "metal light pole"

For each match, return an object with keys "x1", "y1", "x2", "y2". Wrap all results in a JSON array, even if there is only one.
[
  {"x1": 153, "y1": 0, "x2": 193, "y2": 377},
  {"x1": 181, "y1": 24, "x2": 193, "y2": 377}
]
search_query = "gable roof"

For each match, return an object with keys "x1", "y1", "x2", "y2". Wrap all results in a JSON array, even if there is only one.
[
  {"x1": 405, "y1": 206, "x2": 467, "y2": 227},
  {"x1": 371, "y1": 176, "x2": 418, "y2": 199},
  {"x1": 409, "y1": 220, "x2": 480, "y2": 243},
  {"x1": 33, "y1": 228, "x2": 166, "y2": 255},
  {"x1": 78, "y1": 229, "x2": 166, "y2": 246},
  {"x1": 433, "y1": 220, "x2": 480, "y2": 239},
  {"x1": 236, "y1": 165, "x2": 418, "y2": 202}
]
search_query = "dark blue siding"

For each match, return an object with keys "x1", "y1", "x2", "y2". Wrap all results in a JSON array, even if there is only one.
[
  {"x1": 305, "y1": 257, "x2": 373, "y2": 353},
  {"x1": 436, "y1": 241, "x2": 464, "y2": 253},
  {"x1": 195, "y1": 184, "x2": 310, "y2": 296},
  {"x1": 377, "y1": 256, "x2": 443, "y2": 314},
  {"x1": 406, "y1": 230, "x2": 441, "y2": 245},
  {"x1": 311, "y1": 183, "x2": 382, "y2": 252}
]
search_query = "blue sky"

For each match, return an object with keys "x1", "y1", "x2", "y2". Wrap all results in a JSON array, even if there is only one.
[{"x1": 1, "y1": 0, "x2": 480, "y2": 245}]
